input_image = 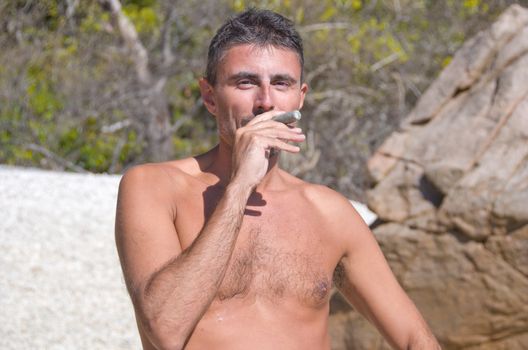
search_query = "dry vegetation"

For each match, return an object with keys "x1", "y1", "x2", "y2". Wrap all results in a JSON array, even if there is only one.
[{"x1": 0, "y1": 0, "x2": 522, "y2": 199}]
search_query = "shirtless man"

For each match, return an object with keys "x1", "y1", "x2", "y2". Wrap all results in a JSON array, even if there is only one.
[{"x1": 115, "y1": 8, "x2": 441, "y2": 350}]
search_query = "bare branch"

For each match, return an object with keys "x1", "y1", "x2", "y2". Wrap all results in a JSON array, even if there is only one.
[
  {"x1": 305, "y1": 60, "x2": 337, "y2": 85},
  {"x1": 161, "y1": 6, "x2": 178, "y2": 69},
  {"x1": 402, "y1": 75, "x2": 422, "y2": 98},
  {"x1": 289, "y1": 130, "x2": 321, "y2": 177},
  {"x1": 290, "y1": 149, "x2": 321, "y2": 177},
  {"x1": 370, "y1": 52, "x2": 400, "y2": 72},
  {"x1": 98, "y1": 0, "x2": 152, "y2": 84},
  {"x1": 101, "y1": 119, "x2": 131, "y2": 133},
  {"x1": 109, "y1": 136, "x2": 127, "y2": 173},
  {"x1": 391, "y1": 72, "x2": 406, "y2": 114},
  {"x1": 169, "y1": 97, "x2": 203, "y2": 134},
  {"x1": 25, "y1": 144, "x2": 90, "y2": 173},
  {"x1": 393, "y1": 0, "x2": 402, "y2": 19},
  {"x1": 65, "y1": 0, "x2": 79, "y2": 20}
]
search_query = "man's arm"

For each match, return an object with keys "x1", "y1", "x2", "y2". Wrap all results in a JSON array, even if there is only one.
[
  {"x1": 324, "y1": 192, "x2": 441, "y2": 350},
  {"x1": 115, "y1": 111, "x2": 304, "y2": 350},
  {"x1": 116, "y1": 167, "x2": 252, "y2": 350}
]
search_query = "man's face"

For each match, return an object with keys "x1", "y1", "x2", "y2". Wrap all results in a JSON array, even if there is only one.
[{"x1": 200, "y1": 44, "x2": 308, "y2": 147}]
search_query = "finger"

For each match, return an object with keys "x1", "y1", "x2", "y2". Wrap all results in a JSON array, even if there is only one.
[
  {"x1": 246, "y1": 110, "x2": 285, "y2": 126},
  {"x1": 246, "y1": 126, "x2": 305, "y2": 141},
  {"x1": 245, "y1": 120, "x2": 303, "y2": 133},
  {"x1": 262, "y1": 137, "x2": 302, "y2": 153}
]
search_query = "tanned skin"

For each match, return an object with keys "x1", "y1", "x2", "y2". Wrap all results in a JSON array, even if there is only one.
[{"x1": 115, "y1": 44, "x2": 441, "y2": 350}]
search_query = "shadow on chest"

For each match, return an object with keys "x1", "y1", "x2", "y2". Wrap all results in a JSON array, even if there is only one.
[{"x1": 217, "y1": 224, "x2": 332, "y2": 308}]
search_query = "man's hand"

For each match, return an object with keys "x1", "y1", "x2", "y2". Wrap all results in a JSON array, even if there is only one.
[{"x1": 231, "y1": 110, "x2": 305, "y2": 189}]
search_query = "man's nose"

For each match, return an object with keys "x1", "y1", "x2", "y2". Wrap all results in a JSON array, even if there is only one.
[{"x1": 253, "y1": 85, "x2": 274, "y2": 115}]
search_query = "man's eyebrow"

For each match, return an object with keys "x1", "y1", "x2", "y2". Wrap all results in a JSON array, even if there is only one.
[
  {"x1": 271, "y1": 74, "x2": 298, "y2": 84},
  {"x1": 227, "y1": 72, "x2": 261, "y2": 82}
]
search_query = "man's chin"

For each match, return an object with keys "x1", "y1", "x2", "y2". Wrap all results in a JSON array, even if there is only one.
[{"x1": 240, "y1": 115, "x2": 255, "y2": 127}]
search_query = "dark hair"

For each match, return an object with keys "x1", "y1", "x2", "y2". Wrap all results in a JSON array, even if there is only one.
[{"x1": 205, "y1": 8, "x2": 304, "y2": 85}]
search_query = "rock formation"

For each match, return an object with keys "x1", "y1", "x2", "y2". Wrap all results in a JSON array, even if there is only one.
[{"x1": 330, "y1": 4, "x2": 528, "y2": 350}]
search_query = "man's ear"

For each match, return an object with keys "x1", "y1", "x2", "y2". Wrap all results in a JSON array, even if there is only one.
[
  {"x1": 298, "y1": 82, "x2": 309, "y2": 109},
  {"x1": 199, "y1": 78, "x2": 217, "y2": 116}
]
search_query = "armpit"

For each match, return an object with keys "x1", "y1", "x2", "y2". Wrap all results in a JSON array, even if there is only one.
[{"x1": 332, "y1": 261, "x2": 346, "y2": 289}]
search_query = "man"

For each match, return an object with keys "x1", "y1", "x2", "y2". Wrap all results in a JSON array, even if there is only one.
[{"x1": 115, "y1": 8, "x2": 441, "y2": 350}]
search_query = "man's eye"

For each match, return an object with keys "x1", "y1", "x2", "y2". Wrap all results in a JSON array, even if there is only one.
[
  {"x1": 274, "y1": 81, "x2": 291, "y2": 88},
  {"x1": 237, "y1": 80, "x2": 254, "y2": 87}
]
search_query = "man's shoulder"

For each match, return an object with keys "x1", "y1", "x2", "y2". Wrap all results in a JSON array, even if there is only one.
[
  {"x1": 294, "y1": 180, "x2": 364, "y2": 248},
  {"x1": 292, "y1": 178, "x2": 353, "y2": 217},
  {"x1": 299, "y1": 181, "x2": 350, "y2": 207},
  {"x1": 119, "y1": 158, "x2": 198, "y2": 192}
]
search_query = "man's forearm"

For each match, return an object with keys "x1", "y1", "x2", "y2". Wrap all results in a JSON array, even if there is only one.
[
  {"x1": 138, "y1": 182, "x2": 252, "y2": 350},
  {"x1": 406, "y1": 328, "x2": 441, "y2": 350}
]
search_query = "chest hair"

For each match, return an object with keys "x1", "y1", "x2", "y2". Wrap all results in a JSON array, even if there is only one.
[{"x1": 217, "y1": 226, "x2": 331, "y2": 307}]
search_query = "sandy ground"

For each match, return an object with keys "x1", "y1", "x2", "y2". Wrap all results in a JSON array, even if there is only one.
[{"x1": 0, "y1": 166, "x2": 141, "y2": 349}]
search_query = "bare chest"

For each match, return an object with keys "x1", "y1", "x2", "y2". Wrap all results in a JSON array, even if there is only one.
[
  {"x1": 176, "y1": 186, "x2": 339, "y2": 308},
  {"x1": 217, "y1": 212, "x2": 335, "y2": 308}
]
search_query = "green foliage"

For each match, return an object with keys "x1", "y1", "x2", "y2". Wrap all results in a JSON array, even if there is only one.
[
  {"x1": 120, "y1": 130, "x2": 143, "y2": 164},
  {"x1": 463, "y1": 0, "x2": 484, "y2": 14},
  {"x1": 0, "y1": 106, "x2": 22, "y2": 164},
  {"x1": 123, "y1": 0, "x2": 158, "y2": 8},
  {"x1": 80, "y1": 12, "x2": 106, "y2": 33},
  {"x1": 79, "y1": 130, "x2": 117, "y2": 172},
  {"x1": 123, "y1": 4, "x2": 159, "y2": 34},
  {"x1": 319, "y1": 6, "x2": 337, "y2": 21},
  {"x1": 26, "y1": 65, "x2": 63, "y2": 121},
  {"x1": 0, "y1": 0, "x2": 520, "y2": 196}
]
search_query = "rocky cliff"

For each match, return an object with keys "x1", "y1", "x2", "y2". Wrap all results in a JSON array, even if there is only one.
[{"x1": 330, "y1": 4, "x2": 528, "y2": 350}]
